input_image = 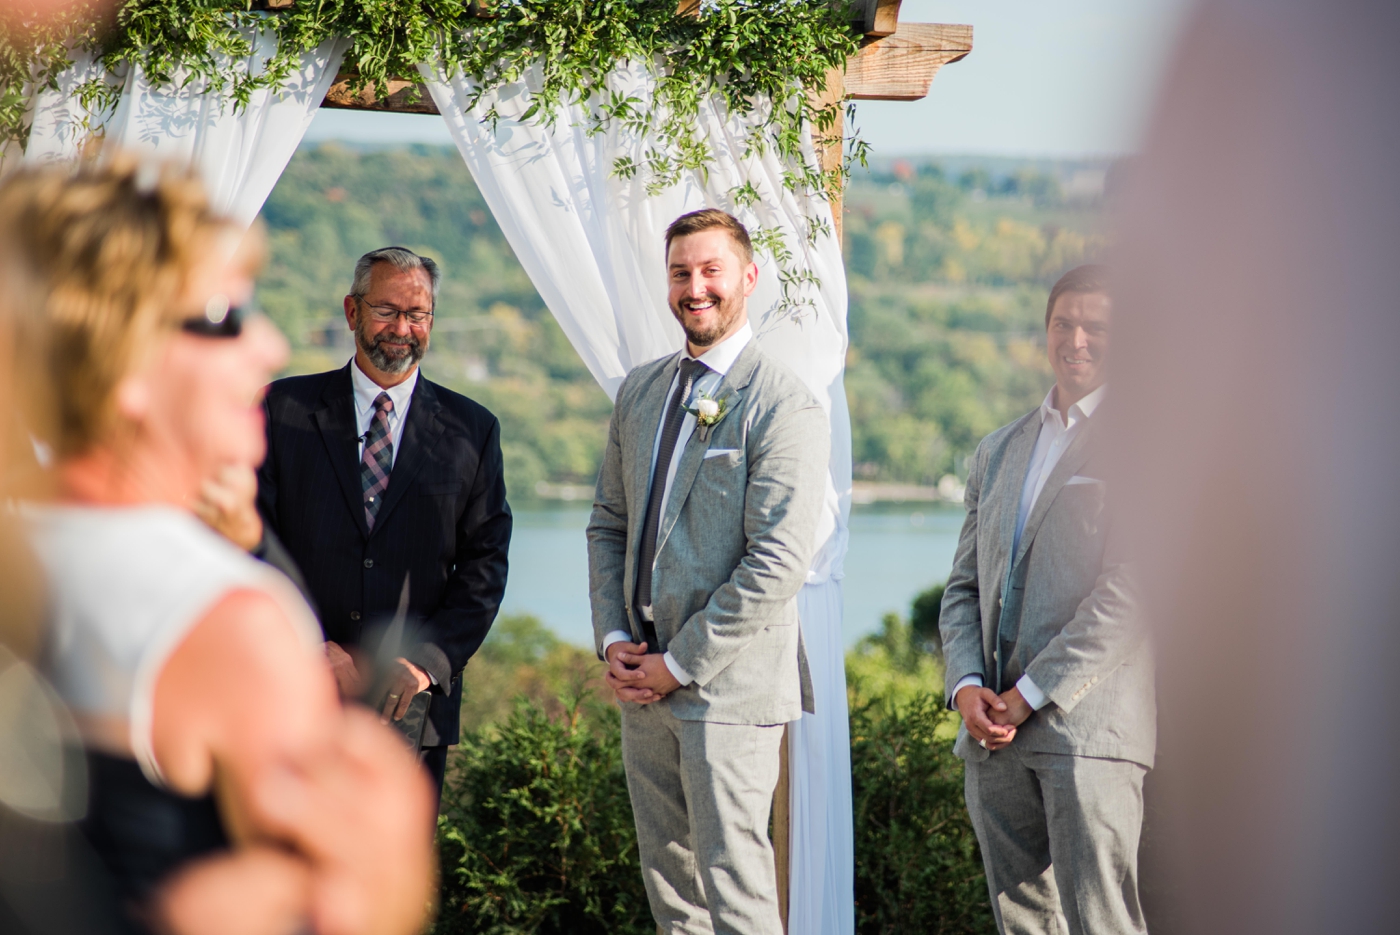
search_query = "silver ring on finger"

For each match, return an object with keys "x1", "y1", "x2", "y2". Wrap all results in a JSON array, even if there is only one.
[{"x1": 389, "y1": 693, "x2": 401, "y2": 701}]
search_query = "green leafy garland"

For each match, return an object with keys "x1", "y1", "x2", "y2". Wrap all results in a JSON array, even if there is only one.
[
  {"x1": 2, "y1": 1, "x2": 861, "y2": 318},
  {"x1": 3, "y1": 1, "x2": 860, "y2": 180}
]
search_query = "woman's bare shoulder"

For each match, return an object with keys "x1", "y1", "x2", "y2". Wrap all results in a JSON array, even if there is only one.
[{"x1": 152, "y1": 587, "x2": 338, "y2": 799}]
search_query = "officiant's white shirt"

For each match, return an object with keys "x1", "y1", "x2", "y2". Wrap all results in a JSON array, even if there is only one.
[
  {"x1": 951, "y1": 382, "x2": 1107, "y2": 712},
  {"x1": 350, "y1": 356, "x2": 418, "y2": 467},
  {"x1": 602, "y1": 322, "x2": 754, "y2": 685}
]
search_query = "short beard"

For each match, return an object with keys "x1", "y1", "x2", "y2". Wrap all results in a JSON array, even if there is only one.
[
  {"x1": 671, "y1": 290, "x2": 743, "y2": 349},
  {"x1": 356, "y1": 316, "x2": 427, "y2": 375}
]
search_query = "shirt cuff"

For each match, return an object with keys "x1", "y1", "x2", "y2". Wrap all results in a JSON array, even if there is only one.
[
  {"x1": 601, "y1": 630, "x2": 633, "y2": 655},
  {"x1": 950, "y1": 674, "x2": 984, "y2": 710},
  {"x1": 663, "y1": 652, "x2": 694, "y2": 686},
  {"x1": 1015, "y1": 674, "x2": 1049, "y2": 711},
  {"x1": 404, "y1": 644, "x2": 450, "y2": 693}
]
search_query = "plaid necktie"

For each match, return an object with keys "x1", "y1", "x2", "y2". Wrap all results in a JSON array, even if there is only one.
[
  {"x1": 635, "y1": 358, "x2": 709, "y2": 619},
  {"x1": 361, "y1": 392, "x2": 394, "y2": 531}
]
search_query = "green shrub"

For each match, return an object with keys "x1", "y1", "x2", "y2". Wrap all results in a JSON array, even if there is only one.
[
  {"x1": 847, "y1": 609, "x2": 947, "y2": 711},
  {"x1": 434, "y1": 700, "x2": 652, "y2": 935},
  {"x1": 459, "y1": 614, "x2": 609, "y2": 734},
  {"x1": 909, "y1": 582, "x2": 946, "y2": 658},
  {"x1": 852, "y1": 692, "x2": 995, "y2": 935},
  {"x1": 438, "y1": 590, "x2": 993, "y2": 935}
]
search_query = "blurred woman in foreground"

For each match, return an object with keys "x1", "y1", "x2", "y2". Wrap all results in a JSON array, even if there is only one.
[{"x1": 1, "y1": 157, "x2": 435, "y2": 935}]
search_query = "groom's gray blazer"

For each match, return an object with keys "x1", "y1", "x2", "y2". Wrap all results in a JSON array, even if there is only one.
[
  {"x1": 588, "y1": 341, "x2": 828, "y2": 726},
  {"x1": 940, "y1": 404, "x2": 1155, "y2": 768}
]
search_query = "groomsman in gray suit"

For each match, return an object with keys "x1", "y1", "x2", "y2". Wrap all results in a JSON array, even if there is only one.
[
  {"x1": 587, "y1": 209, "x2": 829, "y2": 935},
  {"x1": 939, "y1": 264, "x2": 1153, "y2": 935}
]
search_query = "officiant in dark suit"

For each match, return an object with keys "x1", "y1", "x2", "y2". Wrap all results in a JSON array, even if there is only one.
[{"x1": 256, "y1": 246, "x2": 511, "y2": 794}]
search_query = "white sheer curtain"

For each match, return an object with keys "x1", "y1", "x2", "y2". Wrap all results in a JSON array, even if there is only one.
[
  {"x1": 24, "y1": 26, "x2": 347, "y2": 226},
  {"x1": 421, "y1": 59, "x2": 855, "y2": 935}
]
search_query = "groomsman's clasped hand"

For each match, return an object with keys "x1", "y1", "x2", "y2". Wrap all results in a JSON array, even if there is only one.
[
  {"x1": 604, "y1": 641, "x2": 679, "y2": 703},
  {"x1": 954, "y1": 684, "x2": 1018, "y2": 750}
]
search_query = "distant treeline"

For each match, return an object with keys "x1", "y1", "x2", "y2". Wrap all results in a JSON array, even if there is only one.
[{"x1": 257, "y1": 145, "x2": 1108, "y2": 495}]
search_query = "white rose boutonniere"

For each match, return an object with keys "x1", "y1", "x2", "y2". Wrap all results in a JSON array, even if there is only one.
[{"x1": 687, "y1": 392, "x2": 731, "y2": 441}]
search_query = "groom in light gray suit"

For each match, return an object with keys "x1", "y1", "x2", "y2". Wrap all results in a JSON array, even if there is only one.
[
  {"x1": 940, "y1": 265, "x2": 1154, "y2": 935},
  {"x1": 587, "y1": 209, "x2": 828, "y2": 935}
]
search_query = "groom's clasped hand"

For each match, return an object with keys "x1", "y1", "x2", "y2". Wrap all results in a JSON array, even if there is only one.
[
  {"x1": 954, "y1": 684, "x2": 1033, "y2": 751},
  {"x1": 604, "y1": 640, "x2": 680, "y2": 703}
]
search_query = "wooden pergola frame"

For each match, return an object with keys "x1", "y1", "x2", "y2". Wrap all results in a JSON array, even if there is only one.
[{"x1": 310, "y1": 2, "x2": 971, "y2": 930}]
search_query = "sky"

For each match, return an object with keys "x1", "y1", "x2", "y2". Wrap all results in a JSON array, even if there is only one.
[{"x1": 304, "y1": 0, "x2": 1194, "y2": 158}]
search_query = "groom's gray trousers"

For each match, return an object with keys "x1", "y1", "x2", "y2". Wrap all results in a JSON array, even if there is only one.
[
  {"x1": 620, "y1": 701, "x2": 785, "y2": 935},
  {"x1": 964, "y1": 745, "x2": 1147, "y2": 935}
]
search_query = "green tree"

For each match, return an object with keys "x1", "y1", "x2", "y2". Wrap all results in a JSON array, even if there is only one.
[{"x1": 910, "y1": 175, "x2": 963, "y2": 226}]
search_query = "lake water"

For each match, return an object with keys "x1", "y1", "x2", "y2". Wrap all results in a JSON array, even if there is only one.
[{"x1": 498, "y1": 503, "x2": 966, "y2": 647}]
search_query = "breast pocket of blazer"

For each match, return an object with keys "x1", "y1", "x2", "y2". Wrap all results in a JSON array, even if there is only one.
[
  {"x1": 418, "y1": 480, "x2": 462, "y2": 497},
  {"x1": 696, "y1": 448, "x2": 745, "y2": 502},
  {"x1": 702, "y1": 448, "x2": 743, "y2": 467},
  {"x1": 1059, "y1": 478, "x2": 1107, "y2": 537}
]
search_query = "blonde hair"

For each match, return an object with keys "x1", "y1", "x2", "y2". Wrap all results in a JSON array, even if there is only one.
[{"x1": 0, "y1": 155, "x2": 248, "y2": 457}]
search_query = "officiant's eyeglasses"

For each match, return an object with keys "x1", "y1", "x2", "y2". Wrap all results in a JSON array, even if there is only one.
[
  {"x1": 358, "y1": 300, "x2": 434, "y2": 326},
  {"x1": 179, "y1": 295, "x2": 245, "y2": 339}
]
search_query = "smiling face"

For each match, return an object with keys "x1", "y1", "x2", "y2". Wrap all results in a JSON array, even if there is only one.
[
  {"x1": 344, "y1": 263, "x2": 434, "y2": 382},
  {"x1": 666, "y1": 228, "x2": 759, "y2": 355},
  {"x1": 1046, "y1": 290, "x2": 1111, "y2": 410}
]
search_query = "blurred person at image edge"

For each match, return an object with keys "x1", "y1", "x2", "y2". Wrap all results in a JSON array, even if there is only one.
[
  {"x1": 939, "y1": 265, "x2": 1153, "y2": 935},
  {"x1": 3, "y1": 157, "x2": 435, "y2": 935}
]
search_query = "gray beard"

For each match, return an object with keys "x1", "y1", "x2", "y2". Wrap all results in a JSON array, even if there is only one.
[{"x1": 357, "y1": 321, "x2": 426, "y2": 374}]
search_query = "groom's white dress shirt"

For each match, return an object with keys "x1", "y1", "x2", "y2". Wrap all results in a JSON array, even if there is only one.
[
  {"x1": 601, "y1": 322, "x2": 755, "y2": 685},
  {"x1": 951, "y1": 382, "x2": 1107, "y2": 712}
]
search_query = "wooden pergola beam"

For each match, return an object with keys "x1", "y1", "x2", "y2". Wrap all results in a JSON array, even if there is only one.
[
  {"x1": 845, "y1": 23, "x2": 973, "y2": 101},
  {"x1": 861, "y1": 0, "x2": 902, "y2": 38},
  {"x1": 321, "y1": 74, "x2": 440, "y2": 114}
]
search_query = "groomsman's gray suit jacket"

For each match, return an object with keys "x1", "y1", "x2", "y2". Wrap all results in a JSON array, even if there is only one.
[
  {"x1": 939, "y1": 405, "x2": 1155, "y2": 768},
  {"x1": 588, "y1": 342, "x2": 829, "y2": 726}
]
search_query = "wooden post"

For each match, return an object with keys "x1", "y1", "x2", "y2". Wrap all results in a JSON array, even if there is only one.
[
  {"x1": 773, "y1": 725, "x2": 792, "y2": 932},
  {"x1": 810, "y1": 66, "x2": 847, "y2": 245}
]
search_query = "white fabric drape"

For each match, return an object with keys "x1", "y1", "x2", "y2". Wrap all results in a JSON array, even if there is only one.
[
  {"x1": 24, "y1": 27, "x2": 347, "y2": 226},
  {"x1": 421, "y1": 59, "x2": 855, "y2": 935}
]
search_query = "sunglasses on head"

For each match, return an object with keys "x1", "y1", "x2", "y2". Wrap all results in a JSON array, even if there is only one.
[{"x1": 180, "y1": 294, "x2": 245, "y2": 338}]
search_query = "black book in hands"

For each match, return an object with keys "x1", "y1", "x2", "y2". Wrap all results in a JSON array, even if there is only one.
[{"x1": 387, "y1": 690, "x2": 431, "y2": 750}]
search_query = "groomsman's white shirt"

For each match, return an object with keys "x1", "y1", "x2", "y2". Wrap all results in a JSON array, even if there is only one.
[
  {"x1": 602, "y1": 323, "x2": 755, "y2": 685},
  {"x1": 350, "y1": 357, "x2": 418, "y2": 468},
  {"x1": 951, "y1": 382, "x2": 1108, "y2": 712}
]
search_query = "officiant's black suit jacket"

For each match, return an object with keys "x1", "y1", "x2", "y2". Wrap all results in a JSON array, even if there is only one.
[{"x1": 256, "y1": 363, "x2": 512, "y2": 747}]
